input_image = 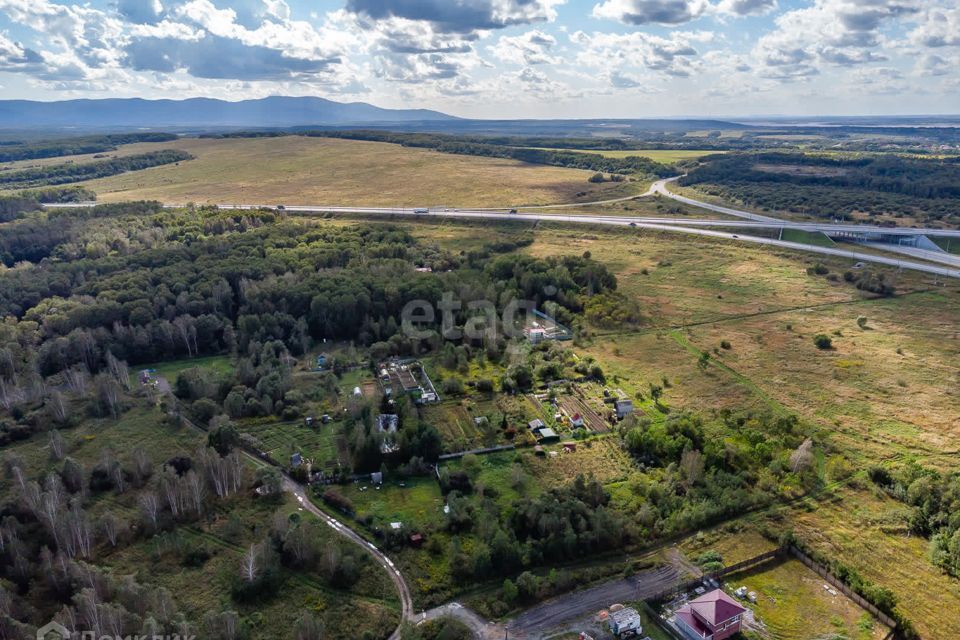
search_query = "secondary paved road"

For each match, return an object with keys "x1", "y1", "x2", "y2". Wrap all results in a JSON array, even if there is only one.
[
  {"x1": 504, "y1": 565, "x2": 681, "y2": 638},
  {"x1": 644, "y1": 176, "x2": 782, "y2": 222},
  {"x1": 43, "y1": 201, "x2": 960, "y2": 279}
]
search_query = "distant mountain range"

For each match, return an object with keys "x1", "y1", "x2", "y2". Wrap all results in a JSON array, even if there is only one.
[{"x1": 0, "y1": 96, "x2": 459, "y2": 130}]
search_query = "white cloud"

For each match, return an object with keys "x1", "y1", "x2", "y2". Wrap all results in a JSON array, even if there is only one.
[
  {"x1": 909, "y1": 6, "x2": 960, "y2": 48},
  {"x1": 572, "y1": 29, "x2": 712, "y2": 78},
  {"x1": 345, "y1": 0, "x2": 565, "y2": 33},
  {"x1": 591, "y1": 0, "x2": 710, "y2": 25},
  {"x1": 489, "y1": 30, "x2": 558, "y2": 65},
  {"x1": 716, "y1": 0, "x2": 777, "y2": 17},
  {"x1": 752, "y1": 0, "x2": 922, "y2": 80}
]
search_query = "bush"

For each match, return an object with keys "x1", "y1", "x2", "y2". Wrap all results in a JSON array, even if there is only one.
[
  {"x1": 441, "y1": 378, "x2": 464, "y2": 395},
  {"x1": 321, "y1": 489, "x2": 354, "y2": 515},
  {"x1": 813, "y1": 334, "x2": 833, "y2": 350}
]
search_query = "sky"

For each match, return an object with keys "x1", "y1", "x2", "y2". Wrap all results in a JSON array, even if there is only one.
[{"x1": 0, "y1": 0, "x2": 957, "y2": 118}]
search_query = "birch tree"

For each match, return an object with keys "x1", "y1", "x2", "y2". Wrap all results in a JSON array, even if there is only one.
[{"x1": 138, "y1": 491, "x2": 160, "y2": 532}]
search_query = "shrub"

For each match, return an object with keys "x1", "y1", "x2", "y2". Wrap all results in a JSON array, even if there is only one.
[{"x1": 813, "y1": 334, "x2": 833, "y2": 350}]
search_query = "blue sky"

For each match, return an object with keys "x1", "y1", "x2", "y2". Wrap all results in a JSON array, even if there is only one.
[{"x1": 0, "y1": 0, "x2": 956, "y2": 117}]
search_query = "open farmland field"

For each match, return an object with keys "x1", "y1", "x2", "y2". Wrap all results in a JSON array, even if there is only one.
[
  {"x1": 676, "y1": 290, "x2": 960, "y2": 468},
  {"x1": 74, "y1": 136, "x2": 635, "y2": 206}
]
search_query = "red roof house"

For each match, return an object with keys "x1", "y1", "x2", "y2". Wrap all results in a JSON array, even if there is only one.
[{"x1": 674, "y1": 589, "x2": 746, "y2": 640}]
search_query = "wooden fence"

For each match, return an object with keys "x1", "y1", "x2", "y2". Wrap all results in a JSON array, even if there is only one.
[
  {"x1": 788, "y1": 546, "x2": 899, "y2": 632},
  {"x1": 644, "y1": 545, "x2": 901, "y2": 638},
  {"x1": 438, "y1": 443, "x2": 516, "y2": 460}
]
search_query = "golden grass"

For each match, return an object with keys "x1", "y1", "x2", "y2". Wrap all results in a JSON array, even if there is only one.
[
  {"x1": 728, "y1": 558, "x2": 887, "y2": 640},
  {"x1": 777, "y1": 487, "x2": 960, "y2": 640},
  {"x1": 74, "y1": 136, "x2": 633, "y2": 207}
]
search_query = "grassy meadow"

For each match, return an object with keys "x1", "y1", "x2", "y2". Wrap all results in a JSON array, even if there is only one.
[{"x1": 69, "y1": 136, "x2": 635, "y2": 206}]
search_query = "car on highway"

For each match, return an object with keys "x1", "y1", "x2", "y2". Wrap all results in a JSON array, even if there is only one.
[
  {"x1": 276, "y1": 205, "x2": 285, "y2": 210},
  {"x1": 509, "y1": 209, "x2": 518, "y2": 214},
  {"x1": 413, "y1": 208, "x2": 429, "y2": 214}
]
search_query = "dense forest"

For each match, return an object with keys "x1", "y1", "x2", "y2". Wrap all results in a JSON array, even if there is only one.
[
  {"x1": 680, "y1": 152, "x2": 960, "y2": 224},
  {"x1": 0, "y1": 150, "x2": 193, "y2": 189},
  {"x1": 0, "y1": 133, "x2": 178, "y2": 163}
]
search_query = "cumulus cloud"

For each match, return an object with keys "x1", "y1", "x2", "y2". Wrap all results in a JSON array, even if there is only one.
[
  {"x1": 572, "y1": 29, "x2": 711, "y2": 78},
  {"x1": 489, "y1": 30, "x2": 558, "y2": 65},
  {"x1": 0, "y1": 32, "x2": 42, "y2": 69},
  {"x1": 716, "y1": 0, "x2": 777, "y2": 17},
  {"x1": 909, "y1": 6, "x2": 960, "y2": 48},
  {"x1": 591, "y1": 0, "x2": 709, "y2": 25},
  {"x1": 345, "y1": 0, "x2": 564, "y2": 33},
  {"x1": 752, "y1": 0, "x2": 922, "y2": 80}
]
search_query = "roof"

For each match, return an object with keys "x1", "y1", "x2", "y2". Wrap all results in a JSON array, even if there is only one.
[
  {"x1": 615, "y1": 399, "x2": 633, "y2": 409},
  {"x1": 675, "y1": 606, "x2": 711, "y2": 638},
  {"x1": 529, "y1": 418, "x2": 546, "y2": 429},
  {"x1": 689, "y1": 589, "x2": 747, "y2": 626},
  {"x1": 538, "y1": 427, "x2": 558, "y2": 439},
  {"x1": 609, "y1": 607, "x2": 642, "y2": 632}
]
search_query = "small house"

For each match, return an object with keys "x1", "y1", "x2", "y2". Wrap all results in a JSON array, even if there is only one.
[
  {"x1": 570, "y1": 413, "x2": 585, "y2": 428},
  {"x1": 674, "y1": 589, "x2": 746, "y2": 640},
  {"x1": 608, "y1": 607, "x2": 643, "y2": 637},
  {"x1": 537, "y1": 427, "x2": 559, "y2": 443},
  {"x1": 409, "y1": 533, "x2": 424, "y2": 547},
  {"x1": 534, "y1": 445, "x2": 546, "y2": 457},
  {"x1": 528, "y1": 418, "x2": 546, "y2": 431},
  {"x1": 321, "y1": 414, "x2": 331, "y2": 424},
  {"x1": 305, "y1": 416, "x2": 314, "y2": 427},
  {"x1": 389, "y1": 522, "x2": 403, "y2": 530},
  {"x1": 291, "y1": 453, "x2": 303, "y2": 468},
  {"x1": 563, "y1": 442, "x2": 577, "y2": 453},
  {"x1": 352, "y1": 386, "x2": 362, "y2": 397},
  {"x1": 614, "y1": 400, "x2": 634, "y2": 420},
  {"x1": 316, "y1": 354, "x2": 328, "y2": 369},
  {"x1": 371, "y1": 471, "x2": 383, "y2": 484}
]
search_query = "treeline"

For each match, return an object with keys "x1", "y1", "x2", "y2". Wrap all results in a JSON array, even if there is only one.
[
  {"x1": 0, "y1": 132, "x2": 177, "y2": 162},
  {"x1": 680, "y1": 152, "x2": 960, "y2": 223},
  {"x1": 202, "y1": 130, "x2": 675, "y2": 177},
  {"x1": 0, "y1": 188, "x2": 96, "y2": 223},
  {"x1": 0, "y1": 150, "x2": 193, "y2": 189},
  {"x1": 868, "y1": 463, "x2": 960, "y2": 580}
]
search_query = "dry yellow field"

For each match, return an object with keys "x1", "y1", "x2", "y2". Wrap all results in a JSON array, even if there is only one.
[{"x1": 72, "y1": 136, "x2": 633, "y2": 206}]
